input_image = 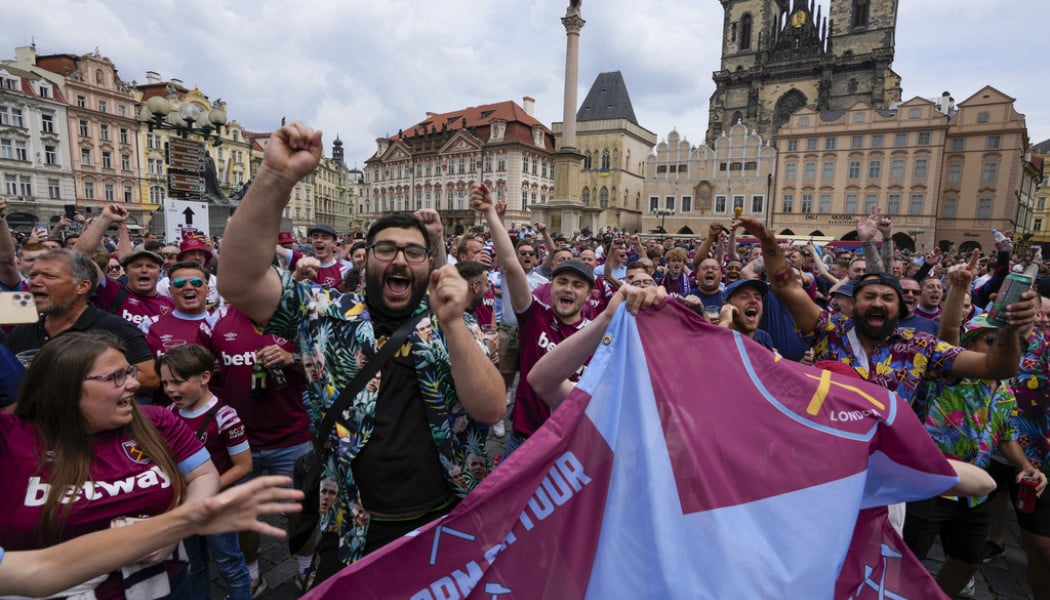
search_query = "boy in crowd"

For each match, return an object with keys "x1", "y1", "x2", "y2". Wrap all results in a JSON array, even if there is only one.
[{"x1": 159, "y1": 345, "x2": 252, "y2": 600}]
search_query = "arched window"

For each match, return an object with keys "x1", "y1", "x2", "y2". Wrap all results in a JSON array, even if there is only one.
[
  {"x1": 581, "y1": 188, "x2": 591, "y2": 206},
  {"x1": 599, "y1": 187, "x2": 609, "y2": 209},
  {"x1": 583, "y1": 151, "x2": 592, "y2": 170},
  {"x1": 740, "y1": 14, "x2": 753, "y2": 50},
  {"x1": 601, "y1": 150, "x2": 610, "y2": 171}
]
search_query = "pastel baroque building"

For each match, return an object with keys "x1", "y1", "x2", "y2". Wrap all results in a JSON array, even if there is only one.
[{"x1": 643, "y1": 121, "x2": 776, "y2": 237}]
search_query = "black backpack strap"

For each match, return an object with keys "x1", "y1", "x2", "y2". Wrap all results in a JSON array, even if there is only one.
[
  {"x1": 195, "y1": 403, "x2": 223, "y2": 442},
  {"x1": 110, "y1": 285, "x2": 131, "y2": 314},
  {"x1": 303, "y1": 311, "x2": 430, "y2": 485}
]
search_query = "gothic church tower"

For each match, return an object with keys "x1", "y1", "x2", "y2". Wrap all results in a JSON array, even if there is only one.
[{"x1": 706, "y1": 0, "x2": 901, "y2": 144}]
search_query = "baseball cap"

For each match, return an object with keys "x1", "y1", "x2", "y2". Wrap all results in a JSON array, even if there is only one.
[
  {"x1": 308, "y1": 224, "x2": 338, "y2": 238},
  {"x1": 550, "y1": 260, "x2": 595, "y2": 287},
  {"x1": 177, "y1": 236, "x2": 214, "y2": 263},
  {"x1": 724, "y1": 278, "x2": 768, "y2": 300},
  {"x1": 853, "y1": 273, "x2": 907, "y2": 317},
  {"x1": 121, "y1": 244, "x2": 164, "y2": 268}
]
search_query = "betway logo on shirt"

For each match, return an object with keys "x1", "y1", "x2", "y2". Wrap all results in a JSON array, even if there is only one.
[
  {"x1": 536, "y1": 331, "x2": 586, "y2": 378},
  {"x1": 221, "y1": 351, "x2": 258, "y2": 366},
  {"x1": 122, "y1": 309, "x2": 150, "y2": 325},
  {"x1": 23, "y1": 465, "x2": 172, "y2": 506}
]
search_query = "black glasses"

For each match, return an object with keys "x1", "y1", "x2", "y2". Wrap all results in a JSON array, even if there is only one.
[
  {"x1": 84, "y1": 364, "x2": 139, "y2": 387},
  {"x1": 518, "y1": 250, "x2": 537, "y2": 257},
  {"x1": 901, "y1": 289, "x2": 920, "y2": 295},
  {"x1": 106, "y1": 264, "x2": 121, "y2": 271},
  {"x1": 368, "y1": 241, "x2": 430, "y2": 263},
  {"x1": 172, "y1": 277, "x2": 205, "y2": 289},
  {"x1": 160, "y1": 252, "x2": 179, "y2": 259}
]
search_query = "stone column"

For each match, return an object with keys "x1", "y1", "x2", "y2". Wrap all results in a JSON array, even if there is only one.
[{"x1": 560, "y1": 3, "x2": 585, "y2": 151}]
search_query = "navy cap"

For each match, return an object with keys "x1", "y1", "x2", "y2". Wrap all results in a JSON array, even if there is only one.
[
  {"x1": 724, "y1": 278, "x2": 768, "y2": 300},
  {"x1": 831, "y1": 280, "x2": 855, "y2": 297},
  {"x1": 551, "y1": 260, "x2": 595, "y2": 287}
]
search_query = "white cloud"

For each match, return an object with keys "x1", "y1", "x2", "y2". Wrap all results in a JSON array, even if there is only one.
[{"x1": 2, "y1": 0, "x2": 1047, "y2": 165}]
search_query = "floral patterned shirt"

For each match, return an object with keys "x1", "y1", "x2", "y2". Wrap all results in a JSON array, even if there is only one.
[
  {"x1": 1012, "y1": 328, "x2": 1050, "y2": 475},
  {"x1": 923, "y1": 378, "x2": 1018, "y2": 506},
  {"x1": 266, "y1": 270, "x2": 492, "y2": 566},
  {"x1": 802, "y1": 309, "x2": 965, "y2": 407}
]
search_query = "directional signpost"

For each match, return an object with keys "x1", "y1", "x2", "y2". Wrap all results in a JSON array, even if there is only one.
[
  {"x1": 166, "y1": 137, "x2": 205, "y2": 198},
  {"x1": 163, "y1": 198, "x2": 210, "y2": 243}
]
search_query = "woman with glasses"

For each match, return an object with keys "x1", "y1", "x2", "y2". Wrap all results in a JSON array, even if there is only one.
[{"x1": 0, "y1": 331, "x2": 220, "y2": 599}]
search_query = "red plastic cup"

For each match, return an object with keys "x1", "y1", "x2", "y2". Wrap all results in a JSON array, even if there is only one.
[{"x1": 1017, "y1": 478, "x2": 1040, "y2": 514}]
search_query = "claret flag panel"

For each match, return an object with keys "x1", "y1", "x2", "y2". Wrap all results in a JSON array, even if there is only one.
[{"x1": 304, "y1": 302, "x2": 957, "y2": 599}]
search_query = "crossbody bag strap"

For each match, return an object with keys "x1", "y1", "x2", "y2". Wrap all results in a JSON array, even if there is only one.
[
  {"x1": 194, "y1": 403, "x2": 223, "y2": 442},
  {"x1": 310, "y1": 310, "x2": 430, "y2": 462}
]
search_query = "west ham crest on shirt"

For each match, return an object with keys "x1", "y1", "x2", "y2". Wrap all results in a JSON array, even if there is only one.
[{"x1": 122, "y1": 439, "x2": 151, "y2": 464}]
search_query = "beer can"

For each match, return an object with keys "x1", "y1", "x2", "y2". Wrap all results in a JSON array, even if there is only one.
[
  {"x1": 986, "y1": 272, "x2": 1033, "y2": 326},
  {"x1": 1016, "y1": 477, "x2": 1040, "y2": 514}
]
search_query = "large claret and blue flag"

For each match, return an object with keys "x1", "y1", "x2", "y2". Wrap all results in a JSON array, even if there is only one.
[{"x1": 304, "y1": 302, "x2": 958, "y2": 599}]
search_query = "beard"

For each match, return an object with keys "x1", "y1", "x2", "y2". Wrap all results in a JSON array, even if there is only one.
[
  {"x1": 365, "y1": 263, "x2": 429, "y2": 320},
  {"x1": 852, "y1": 306, "x2": 898, "y2": 341}
]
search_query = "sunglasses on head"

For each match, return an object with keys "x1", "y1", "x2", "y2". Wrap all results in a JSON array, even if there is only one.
[{"x1": 172, "y1": 277, "x2": 205, "y2": 289}]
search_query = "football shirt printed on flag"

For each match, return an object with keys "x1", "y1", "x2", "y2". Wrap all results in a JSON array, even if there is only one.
[{"x1": 303, "y1": 303, "x2": 957, "y2": 599}]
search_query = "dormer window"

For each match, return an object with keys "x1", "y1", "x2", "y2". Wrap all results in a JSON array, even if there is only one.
[{"x1": 1, "y1": 76, "x2": 17, "y2": 91}]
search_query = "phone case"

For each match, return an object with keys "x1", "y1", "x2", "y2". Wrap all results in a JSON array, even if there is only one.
[{"x1": 0, "y1": 292, "x2": 39, "y2": 324}]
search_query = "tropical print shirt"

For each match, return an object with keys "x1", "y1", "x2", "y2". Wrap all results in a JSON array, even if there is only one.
[
  {"x1": 266, "y1": 270, "x2": 492, "y2": 566},
  {"x1": 923, "y1": 378, "x2": 1018, "y2": 506},
  {"x1": 801, "y1": 309, "x2": 964, "y2": 407},
  {"x1": 1012, "y1": 328, "x2": 1050, "y2": 475}
]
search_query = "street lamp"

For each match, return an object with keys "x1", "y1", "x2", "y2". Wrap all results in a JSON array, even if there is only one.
[
  {"x1": 137, "y1": 87, "x2": 227, "y2": 145},
  {"x1": 654, "y1": 208, "x2": 675, "y2": 233}
]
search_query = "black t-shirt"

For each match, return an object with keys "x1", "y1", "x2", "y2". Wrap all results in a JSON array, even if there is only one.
[
  {"x1": 352, "y1": 320, "x2": 451, "y2": 515},
  {"x1": 4, "y1": 304, "x2": 154, "y2": 365}
]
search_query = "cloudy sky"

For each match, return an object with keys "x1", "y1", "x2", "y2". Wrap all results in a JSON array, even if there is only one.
[{"x1": 3, "y1": 0, "x2": 1046, "y2": 164}]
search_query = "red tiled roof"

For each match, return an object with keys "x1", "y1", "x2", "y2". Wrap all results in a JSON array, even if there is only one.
[{"x1": 394, "y1": 100, "x2": 546, "y2": 142}]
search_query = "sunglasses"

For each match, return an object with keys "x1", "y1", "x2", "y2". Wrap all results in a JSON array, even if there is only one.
[
  {"x1": 518, "y1": 250, "x2": 537, "y2": 257},
  {"x1": 172, "y1": 277, "x2": 205, "y2": 289},
  {"x1": 160, "y1": 253, "x2": 179, "y2": 259},
  {"x1": 901, "y1": 289, "x2": 920, "y2": 295},
  {"x1": 106, "y1": 264, "x2": 121, "y2": 271}
]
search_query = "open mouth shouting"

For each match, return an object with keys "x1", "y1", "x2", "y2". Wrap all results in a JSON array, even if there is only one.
[{"x1": 385, "y1": 270, "x2": 412, "y2": 298}]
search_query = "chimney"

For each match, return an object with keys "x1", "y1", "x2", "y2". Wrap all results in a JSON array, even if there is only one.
[
  {"x1": 376, "y1": 137, "x2": 390, "y2": 156},
  {"x1": 426, "y1": 112, "x2": 437, "y2": 118},
  {"x1": 170, "y1": 78, "x2": 183, "y2": 88},
  {"x1": 522, "y1": 96, "x2": 535, "y2": 116},
  {"x1": 14, "y1": 45, "x2": 36, "y2": 66},
  {"x1": 146, "y1": 71, "x2": 161, "y2": 84}
]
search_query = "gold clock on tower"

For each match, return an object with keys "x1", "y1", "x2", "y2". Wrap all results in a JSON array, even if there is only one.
[{"x1": 791, "y1": 10, "x2": 807, "y2": 28}]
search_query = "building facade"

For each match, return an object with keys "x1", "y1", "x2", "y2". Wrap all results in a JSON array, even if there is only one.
[
  {"x1": 0, "y1": 60, "x2": 76, "y2": 230},
  {"x1": 547, "y1": 72, "x2": 656, "y2": 234},
  {"x1": 936, "y1": 86, "x2": 1038, "y2": 252},
  {"x1": 363, "y1": 99, "x2": 555, "y2": 235},
  {"x1": 313, "y1": 137, "x2": 354, "y2": 234},
  {"x1": 770, "y1": 87, "x2": 1036, "y2": 252},
  {"x1": 642, "y1": 122, "x2": 776, "y2": 236},
  {"x1": 709, "y1": 0, "x2": 901, "y2": 144},
  {"x1": 1030, "y1": 138, "x2": 1050, "y2": 249},
  {"x1": 30, "y1": 48, "x2": 146, "y2": 229}
]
